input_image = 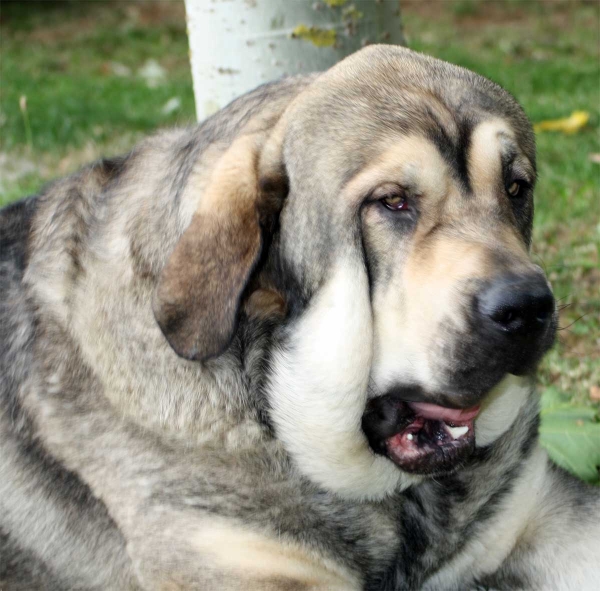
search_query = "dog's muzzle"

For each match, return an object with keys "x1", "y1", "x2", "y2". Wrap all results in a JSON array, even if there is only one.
[{"x1": 363, "y1": 271, "x2": 555, "y2": 476}]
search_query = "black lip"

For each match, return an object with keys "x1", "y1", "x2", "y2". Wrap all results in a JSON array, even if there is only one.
[{"x1": 362, "y1": 397, "x2": 415, "y2": 451}]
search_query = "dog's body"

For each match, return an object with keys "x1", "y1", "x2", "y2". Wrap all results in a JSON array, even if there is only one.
[{"x1": 1, "y1": 46, "x2": 599, "y2": 590}]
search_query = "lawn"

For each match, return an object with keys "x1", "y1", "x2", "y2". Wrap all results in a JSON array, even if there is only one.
[{"x1": 1, "y1": 0, "x2": 598, "y2": 481}]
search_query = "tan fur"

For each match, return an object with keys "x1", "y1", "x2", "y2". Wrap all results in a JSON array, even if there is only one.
[
  {"x1": 192, "y1": 519, "x2": 360, "y2": 590},
  {"x1": 244, "y1": 288, "x2": 287, "y2": 319}
]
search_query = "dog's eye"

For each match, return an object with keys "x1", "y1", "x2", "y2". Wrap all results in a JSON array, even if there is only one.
[
  {"x1": 373, "y1": 184, "x2": 409, "y2": 211},
  {"x1": 507, "y1": 180, "x2": 527, "y2": 198},
  {"x1": 382, "y1": 194, "x2": 408, "y2": 211}
]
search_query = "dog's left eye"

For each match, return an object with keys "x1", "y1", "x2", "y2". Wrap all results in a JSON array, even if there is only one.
[{"x1": 507, "y1": 180, "x2": 527, "y2": 198}]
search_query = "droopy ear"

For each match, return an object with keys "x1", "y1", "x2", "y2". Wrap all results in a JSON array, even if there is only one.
[{"x1": 153, "y1": 134, "x2": 280, "y2": 361}]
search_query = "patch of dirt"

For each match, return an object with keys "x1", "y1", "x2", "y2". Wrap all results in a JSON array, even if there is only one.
[
  {"x1": 0, "y1": 152, "x2": 41, "y2": 193},
  {"x1": 127, "y1": 3, "x2": 185, "y2": 27}
]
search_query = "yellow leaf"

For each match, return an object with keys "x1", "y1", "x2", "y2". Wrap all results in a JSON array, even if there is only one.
[
  {"x1": 534, "y1": 111, "x2": 590, "y2": 134},
  {"x1": 291, "y1": 25, "x2": 337, "y2": 48}
]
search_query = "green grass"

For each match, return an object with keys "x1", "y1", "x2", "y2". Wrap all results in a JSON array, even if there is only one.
[
  {"x1": 1, "y1": 1, "x2": 599, "y2": 476},
  {"x1": 0, "y1": 1, "x2": 196, "y2": 203}
]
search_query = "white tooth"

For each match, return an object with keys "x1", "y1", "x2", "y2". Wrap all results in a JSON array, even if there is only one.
[
  {"x1": 446, "y1": 425, "x2": 469, "y2": 439},
  {"x1": 407, "y1": 433, "x2": 414, "y2": 441}
]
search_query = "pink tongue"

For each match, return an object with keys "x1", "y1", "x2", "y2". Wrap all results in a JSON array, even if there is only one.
[{"x1": 408, "y1": 401, "x2": 480, "y2": 423}]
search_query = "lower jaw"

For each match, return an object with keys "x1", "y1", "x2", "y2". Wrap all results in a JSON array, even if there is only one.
[
  {"x1": 385, "y1": 433, "x2": 475, "y2": 475},
  {"x1": 383, "y1": 417, "x2": 476, "y2": 475}
]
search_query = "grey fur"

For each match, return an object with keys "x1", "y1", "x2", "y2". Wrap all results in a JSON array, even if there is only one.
[{"x1": 1, "y1": 46, "x2": 598, "y2": 590}]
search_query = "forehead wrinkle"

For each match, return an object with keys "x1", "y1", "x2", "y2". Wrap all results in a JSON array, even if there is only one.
[
  {"x1": 341, "y1": 135, "x2": 451, "y2": 202},
  {"x1": 421, "y1": 93, "x2": 460, "y2": 139},
  {"x1": 427, "y1": 116, "x2": 473, "y2": 195}
]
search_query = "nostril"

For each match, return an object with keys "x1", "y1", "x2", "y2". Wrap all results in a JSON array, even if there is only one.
[
  {"x1": 492, "y1": 307, "x2": 515, "y2": 324},
  {"x1": 490, "y1": 306, "x2": 524, "y2": 331},
  {"x1": 526, "y1": 289, "x2": 555, "y2": 327}
]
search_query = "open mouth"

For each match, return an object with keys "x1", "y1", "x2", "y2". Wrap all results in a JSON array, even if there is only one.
[{"x1": 362, "y1": 398, "x2": 480, "y2": 475}]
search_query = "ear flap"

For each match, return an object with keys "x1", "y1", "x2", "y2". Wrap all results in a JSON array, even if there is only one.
[{"x1": 153, "y1": 134, "x2": 276, "y2": 361}]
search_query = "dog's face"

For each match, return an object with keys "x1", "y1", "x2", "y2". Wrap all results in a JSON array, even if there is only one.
[{"x1": 154, "y1": 46, "x2": 556, "y2": 499}]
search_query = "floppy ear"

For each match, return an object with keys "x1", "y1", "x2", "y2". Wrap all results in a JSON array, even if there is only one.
[{"x1": 153, "y1": 134, "x2": 279, "y2": 361}]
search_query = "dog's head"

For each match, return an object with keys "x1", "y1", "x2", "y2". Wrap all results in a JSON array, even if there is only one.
[{"x1": 154, "y1": 46, "x2": 556, "y2": 499}]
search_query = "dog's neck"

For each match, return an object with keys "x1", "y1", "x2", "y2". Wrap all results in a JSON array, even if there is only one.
[
  {"x1": 21, "y1": 170, "x2": 275, "y2": 444},
  {"x1": 367, "y1": 390, "x2": 541, "y2": 589},
  {"x1": 68, "y1": 308, "x2": 272, "y2": 443}
]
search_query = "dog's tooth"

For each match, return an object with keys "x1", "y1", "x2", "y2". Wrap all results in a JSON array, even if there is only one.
[{"x1": 446, "y1": 425, "x2": 469, "y2": 439}]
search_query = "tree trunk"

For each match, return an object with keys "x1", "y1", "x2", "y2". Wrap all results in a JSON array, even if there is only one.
[{"x1": 184, "y1": 0, "x2": 404, "y2": 120}]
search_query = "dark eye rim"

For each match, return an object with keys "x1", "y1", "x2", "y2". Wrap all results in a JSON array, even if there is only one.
[{"x1": 506, "y1": 179, "x2": 530, "y2": 198}]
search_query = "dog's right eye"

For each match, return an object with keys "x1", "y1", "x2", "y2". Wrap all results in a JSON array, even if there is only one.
[
  {"x1": 372, "y1": 184, "x2": 409, "y2": 211},
  {"x1": 382, "y1": 193, "x2": 408, "y2": 211}
]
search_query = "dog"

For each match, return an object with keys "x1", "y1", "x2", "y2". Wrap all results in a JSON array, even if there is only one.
[{"x1": 1, "y1": 45, "x2": 599, "y2": 591}]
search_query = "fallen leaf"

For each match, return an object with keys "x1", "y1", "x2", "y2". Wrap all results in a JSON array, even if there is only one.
[
  {"x1": 540, "y1": 387, "x2": 600, "y2": 483},
  {"x1": 534, "y1": 111, "x2": 590, "y2": 134},
  {"x1": 291, "y1": 25, "x2": 337, "y2": 47},
  {"x1": 590, "y1": 385, "x2": 600, "y2": 401}
]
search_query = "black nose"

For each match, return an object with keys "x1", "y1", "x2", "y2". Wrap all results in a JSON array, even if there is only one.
[{"x1": 477, "y1": 274, "x2": 554, "y2": 336}]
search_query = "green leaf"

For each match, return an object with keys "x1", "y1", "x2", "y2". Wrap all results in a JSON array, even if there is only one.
[{"x1": 539, "y1": 388, "x2": 600, "y2": 483}]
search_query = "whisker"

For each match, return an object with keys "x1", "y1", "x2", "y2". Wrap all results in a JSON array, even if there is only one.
[
  {"x1": 557, "y1": 313, "x2": 589, "y2": 331},
  {"x1": 557, "y1": 303, "x2": 572, "y2": 311}
]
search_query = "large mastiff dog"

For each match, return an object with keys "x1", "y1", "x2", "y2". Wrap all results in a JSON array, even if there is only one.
[{"x1": 1, "y1": 46, "x2": 599, "y2": 590}]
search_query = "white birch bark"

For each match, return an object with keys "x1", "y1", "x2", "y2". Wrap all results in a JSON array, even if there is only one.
[{"x1": 185, "y1": 0, "x2": 404, "y2": 120}]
